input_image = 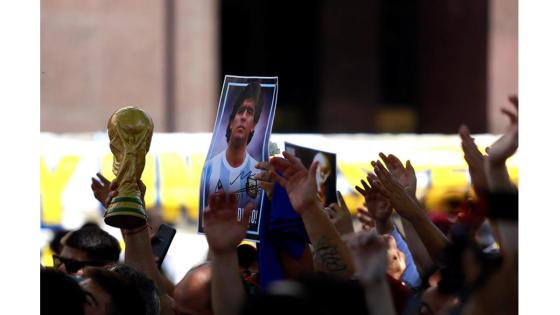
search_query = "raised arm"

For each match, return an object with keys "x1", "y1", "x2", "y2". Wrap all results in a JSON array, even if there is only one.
[
  {"x1": 378, "y1": 153, "x2": 418, "y2": 198},
  {"x1": 91, "y1": 174, "x2": 175, "y2": 315},
  {"x1": 376, "y1": 154, "x2": 433, "y2": 273},
  {"x1": 484, "y1": 95, "x2": 518, "y2": 193},
  {"x1": 323, "y1": 191, "x2": 355, "y2": 237},
  {"x1": 203, "y1": 192, "x2": 252, "y2": 315},
  {"x1": 270, "y1": 151, "x2": 355, "y2": 278},
  {"x1": 255, "y1": 159, "x2": 316, "y2": 279},
  {"x1": 355, "y1": 174, "x2": 393, "y2": 234},
  {"x1": 459, "y1": 124, "x2": 490, "y2": 197},
  {"x1": 372, "y1": 161, "x2": 449, "y2": 260},
  {"x1": 356, "y1": 170, "x2": 421, "y2": 288},
  {"x1": 461, "y1": 192, "x2": 518, "y2": 315}
]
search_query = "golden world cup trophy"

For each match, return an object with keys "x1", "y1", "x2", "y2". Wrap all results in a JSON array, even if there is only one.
[{"x1": 104, "y1": 107, "x2": 154, "y2": 229}]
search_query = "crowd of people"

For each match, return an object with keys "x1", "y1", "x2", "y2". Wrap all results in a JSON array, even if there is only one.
[{"x1": 41, "y1": 96, "x2": 518, "y2": 315}]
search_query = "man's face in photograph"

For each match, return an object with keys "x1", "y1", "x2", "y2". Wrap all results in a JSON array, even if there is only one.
[{"x1": 228, "y1": 98, "x2": 257, "y2": 145}]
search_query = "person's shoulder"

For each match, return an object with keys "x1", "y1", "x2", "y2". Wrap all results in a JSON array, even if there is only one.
[
  {"x1": 207, "y1": 149, "x2": 225, "y2": 164},
  {"x1": 204, "y1": 150, "x2": 225, "y2": 175}
]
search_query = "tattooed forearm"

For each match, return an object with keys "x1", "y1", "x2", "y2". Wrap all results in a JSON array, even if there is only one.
[{"x1": 312, "y1": 238, "x2": 348, "y2": 273}]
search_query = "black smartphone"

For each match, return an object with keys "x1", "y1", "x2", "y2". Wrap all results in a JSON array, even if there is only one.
[{"x1": 151, "y1": 223, "x2": 176, "y2": 269}]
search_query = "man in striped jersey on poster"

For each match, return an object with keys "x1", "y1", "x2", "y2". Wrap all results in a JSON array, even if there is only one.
[{"x1": 202, "y1": 82, "x2": 262, "y2": 220}]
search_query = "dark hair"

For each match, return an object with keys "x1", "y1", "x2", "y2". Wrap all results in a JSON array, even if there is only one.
[
  {"x1": 64, "y1": 225, "x2": 121, "y2": 263},
  {"x1": 85, "y1": 267, "x2": 147, "y2": 315},
  {"x1": 225, "y1": 82, "x2": 263, "y2": 144},
  {"x1": 237, "y1": 244, "x2": 257, "y2": 269},
  {"x1": 111, "y1": 264, "x2": 160, "y2": 315},
  {"x1": 242, "y1": 273, "x2": 368, "y2": 315},
  {"x1": 50, "y1": 229, "x2": 70, "y2": 255},
  {"x1": 41, "y1": 267, "x2": 85, "y2": 315}
]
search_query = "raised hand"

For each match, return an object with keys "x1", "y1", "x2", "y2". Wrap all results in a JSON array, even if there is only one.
[
  {"x1": 486, "y1": 95, "x2": 518, "y2": 166},
  {"x1": 91, "y1": 173, "x2": 146, "y2": 208},
  {"x1": 271, "y1": 152, "x2": 355, "y2": 278},
  {"x1": 372, "y1": 161, "x2": 423, "y2": 221},
  {"x1": 483, "y1": 95, "x2": 519, "y2": 193},
  {"x1": 378, "y1": 153, "x2": 417, "y2": 197},
  {"x1": 203, "y1": 192, "x2": 251, "y2": 256},
  {"x1": 323, "y1": 191, "x2": 354, "y2": 236},
  {"x1": 459, "y1": 124, "x2": 489, "y2": 196},
  {"x1": 91, "y1": 172, "x2": 112, "y2": 208},
  {"x1": 269, "y1": 151, "x2": 320, "y2": 214},
  {"x1": 355, "y1": 173, "x2": 392, "y2": 223},
  {"x1": 254, "y1": 161, "x2": 274, "y2": 200},
  {"x1": 374, "y1": 161, "x2": 450, "y2": 260}
]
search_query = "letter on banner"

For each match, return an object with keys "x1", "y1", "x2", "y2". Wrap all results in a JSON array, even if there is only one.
[
  {"x1": 40, "y1": 156, "x2": 80, "y2": 226},
  {"x1": 159, "y1": 153, "x2": 189, "y2": 222},
  {"x1": 159, "y1": 153, "x2": 205, "y2": 223}
]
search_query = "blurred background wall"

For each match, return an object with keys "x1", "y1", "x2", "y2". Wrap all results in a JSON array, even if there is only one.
[
  {"x1": 41, "y1": 0, "x2": 218, "y2": 132},
  {"x1": 41, "y1": 0, "x2": 517, "y2": 134}
]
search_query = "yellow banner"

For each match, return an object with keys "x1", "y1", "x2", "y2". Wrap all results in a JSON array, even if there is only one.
[{"x1": 40, "y1": 132, "x2": 517, "y2": 229}]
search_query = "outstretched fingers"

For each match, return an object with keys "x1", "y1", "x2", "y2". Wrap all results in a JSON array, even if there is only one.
[
  {"x1": 255, "y1": 161, "x2": 270, "y2": 171},
  {"x1": 282, "y1": 151, "x2": 304, "y2": 167},
  {"x1": 370, "y1": 180, "x2": 390, "y2": 199},
  {"x1": 91, "y1": 177, "x2": 102, "y2": 190},
  {"x1": 381, "y1": 152, "x2": 405, "y2": 173},
  {"x1": 459, "y1": 125, "x2": 481, "y2": 153},
  {"x1": 373, "y1": 161, "x2": 392, "y2": 185},
  {"x1": 358, "y1": 168, "x2": 381, "y2": 197},
  {"x1": 373, "y1": 162, "x2": 401, "y2": 194},
  {"x1": 96, "y1": 172, "x2": 111, "y2": 185},
  {"x1": 501, "y1": 108, "x2": 518, "y2": 125},
  {"x1": 405, "y1": 160, "x2": 415, "y2": 174},
  {"x1": 378, "y1": 153, "x2": 391, "y2": 168},
  {"x1": 253, "y1": 171, "x2": 271, "y2": 184},
  {"x1": 366, "y1": 174, "x2": 377, "y2": 190},
  {"x1": 355, "y1": 183, "x2": 368, "y2": 197},
  {"x1": 206, "y1": 192, "x2": 240, "y2": 222},
  {"x1": 270, "y1": 155, "x2": 307, "y2": 184},
  {"x1": 360, "y1": 179, "x2": 371, "y2": 191},
  {"x1": 270, "y1": 166, "x2": 289, "y2": 188}
]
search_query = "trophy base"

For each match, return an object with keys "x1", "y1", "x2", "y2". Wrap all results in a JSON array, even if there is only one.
[{"x1": 104, "y1": 196, "x2": 147, "y2": 229}]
